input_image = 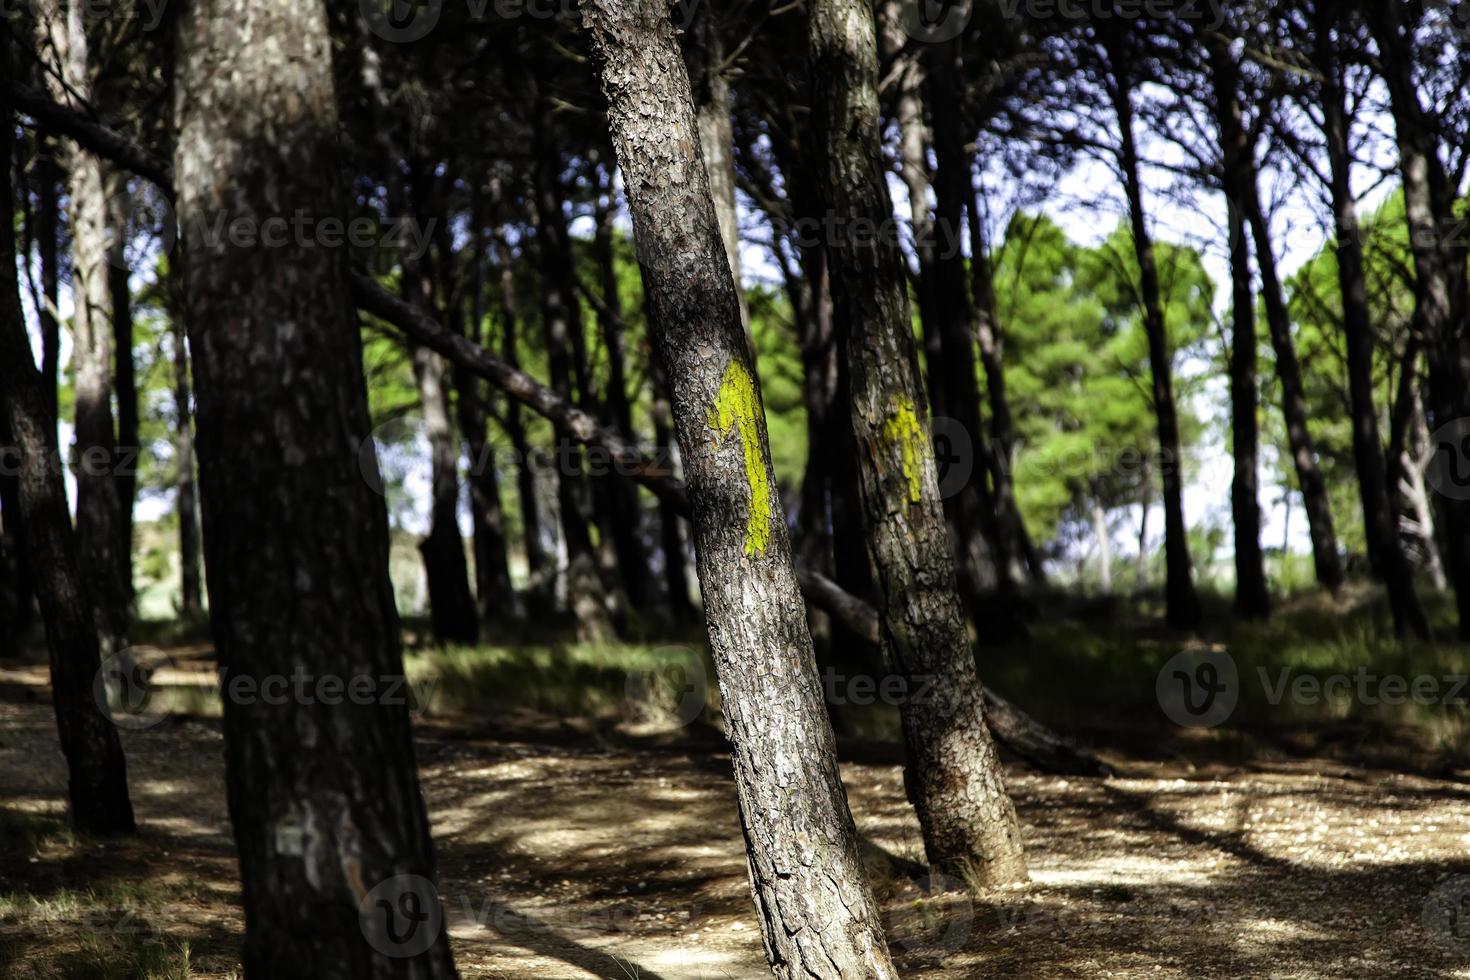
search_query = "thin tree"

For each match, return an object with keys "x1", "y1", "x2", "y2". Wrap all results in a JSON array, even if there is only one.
[
  {"x1": 579, "y1": 1, "x2": 897, "y2": 974},
  {"x1": 810, "y1": 0, "x2": 1028, "y2": 884}
]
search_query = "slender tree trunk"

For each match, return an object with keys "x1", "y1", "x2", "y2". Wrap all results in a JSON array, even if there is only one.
[
  {"x1": 1209, "y1": 42, "x2": 1269, "y2": 620},
  {"x1": 173, "y1": 1, "x2": 457, "y2": 974},
  {"x1": 36, "y1": 0, "x2": 130, "y2": 659},
  {"x1": 811, "y1": 0, "x2": 1027, "y2": 884},
  {"x1": 1239, "y1": 158, "x2": 1345, "y2": 595},
  {"x1": 650, "y1": 360, "x2": 697, "y2": 623},
  {"x1": 163, "y1": 259, "x2": 202, "y2": 616},
  {"x1": 965, "y1": 177, "x2": 1045, "y2": 587},
  {"x1": 591, "y1": 173, "x2": 655, "y2": 614},
  {"x1": 923, "y1": 38, "x2": 1017, "y2": 614},
  {"x1": 489, "y1": 226, "x2": 554, "y2": 615},
  {"x1": 1109, "y1": 65, "x2": 1202, "y2": 630},
  {"x1": 460, "y1": 210, "x2": 518, "y2": 624},
  {"x1": 106, "y1": 173, "x2": 137, "y2": 616},
  {"x1": 580, "y1": 3, "x2": 896, "y2": 975},
  {"x1": 0, "y1": 65, "x2": 134, "y2": 834},
  {"x1": 1091, "y1": 498, "x2": 1113, "y2": 593},
  {"x1": 531, "y1": 127, "x2": 616, "y2": 643},
  {"x1": 36, "y1": 143, "x2": 61, "y2": 425},
  {"x1": 1316, "y1": 23, "x2": 1427, "y2": 637}
]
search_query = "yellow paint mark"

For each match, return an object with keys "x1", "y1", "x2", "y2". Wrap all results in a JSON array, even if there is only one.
[
  {"x1": 883, "y1": 398, "x2": 927, "y2": 504},
  {"x1": 707, "y1": 360, "x2": 772, "y2": 556}
]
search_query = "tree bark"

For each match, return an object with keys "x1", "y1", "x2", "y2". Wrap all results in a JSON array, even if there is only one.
[
  {"x1": 106, "y1": 173, "x2": 138, "y2": 617},
  {"x1": 811, "y1": 0, "x2": 1027, "y2": 885},
  {"x1": 35, "y1": 0, "x2": 130, "y2": 659},
  {"x1": 0, "y1": 60, "x2": 134, "y2": 834},
  {"x1": 579, "y1": 3, "x2": 897, "y2": 975},
  {"x1": 172, "y1": 1, "x2": 457, "y2": 974},
  {"x1": 163, "y1": 258, "x2": 202, "y2": 616},
  {"x1": 1208, "y1": 41, "x2": 1270, "y2": 620},
  {"x1": 1109, "y1": 63, "x2": 1202, "y2": 630},
  {"x1": 1314, "y1": 16, "x2": 1427, "y2": 637}
]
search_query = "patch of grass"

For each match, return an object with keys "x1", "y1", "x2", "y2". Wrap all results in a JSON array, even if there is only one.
[{"x1": 0, "y1": 809, "x2": 73, "y2": 858}]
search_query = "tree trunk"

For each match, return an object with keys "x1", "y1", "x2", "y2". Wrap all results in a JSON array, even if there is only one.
[
  {"x1": 580, "y1": 3, "x2": 897, "y2": 975},
  {"x1": 650, "y1": 359, "x2": 697, "y2": 623},
  {"x1": 1091, "y1": 497, "x2": 1113, "y2": 593},
  {"x1": 923, "y1": 39, "x2": 1018, "y2": 616},
  {"x1": 489, "y1": 225, "x2": 554, "y2": 615},
  {"x1": 1208, "y1": 41, "x2": 1270, "y2": 620},
  {"x1": 811, "y1": 0, "x2": 1027, "y2": 885},
  {"x1": 163, "y1": 260, "x2": 202, "y2": 616},
  {"x1": 0, "y1": 64, "x2": 134, "y2": 834},
  {"x1": 106, "y1": 174, "x2": 138, "y2": 617},
  {"x1": 460, "y1": 208, "x2": 518, "y2": 625},
  {"x1": 1363, "y1": 2, "x2": 1470, "y2": 640},
  {"x1": 1315, "y1": 20, "x2": 1427, "y2": 637},
  {"x1": 1109, "y1": 65, "x2": 1202, "y2": 631},
  {"x1": 172, "y1": 1, "x2": 457, "y2": 974},
  {"x1": 1239, "y1": 156, "x2": 1345, "y2": 596},
  {"x1": 531, "y1": 126, "x2": 616, "y2": 643},
  {"x1": 35, "y1": 142, "x2": 61, "y2": 425},
  {"x1": 591, "y1": 172, "x2": 655, "y2": 614},
  {"x1": 36, "y1": 0, "x2": 130, "y2": 659}
]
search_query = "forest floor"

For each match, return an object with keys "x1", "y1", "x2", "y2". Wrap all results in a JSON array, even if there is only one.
[{"x1": 4, "y1": 608, "x2": 1470, "y2": 978}]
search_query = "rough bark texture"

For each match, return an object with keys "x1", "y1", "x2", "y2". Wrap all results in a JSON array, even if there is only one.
[
  {"x1": 36, "y1": 0, "x2": 130, "y2": 659},
  {"x1": 172, "y1": 1, "x2": 456, "y2": 975},
  {"x1": 1208, "y1": 42, "x2": 1270, "y2": 620},
  {"x1": 106, "y1": 174, "x2": 138, "y2": 615},
  {"x1": 1314, "y1": 15, "x2": 1427, "y2": 638},
  {"x1": 579, "y1": 3, "x2": 896, "y2": 976},
  {"x1": 811, "y1": 0, "x2": 1027, "y2": 885},
  {"x1": 0, "y1": 61, "x2": 135, "y2": 835},
  {"x1": 1241, "y1": 164, "x2": 1345, "y2": 596},
  {"x1": 1109, "y1": 65, "x2": 1202, "y2": 631}
]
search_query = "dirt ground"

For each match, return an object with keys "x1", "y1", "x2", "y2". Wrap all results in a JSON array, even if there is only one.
[{"x1": 4, "y1": 650, "x2": 1470, "y2": 979}]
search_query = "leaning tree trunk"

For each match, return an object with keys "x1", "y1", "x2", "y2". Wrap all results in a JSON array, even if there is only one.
[
  {"x1": 172, "y1": 1, "x2": 457, "y2": 975},
  {"x1": 1240, "y1": 166, "x2": 1345, "y2": 596},
  {"x1": 106, "y1": 174, "x2": 138, "y2": 615},
  {"x1": 1209, "y1": 41, "x2": 1270, "y2": 620},
  {"x1": 0, "y1": 67, "x2": 134, "y2": 834},
  {"x1": 811, "y1": 0, "x2": 1027, "y2": 885},
  {"x1": 579, "y1": 2, "x2": 897, "y2": 975},
  {"x1": 1316, "y1": 22, "x2": 1427, "y2": 638},
  {"x1": 36, "y1": 0, "x2": 130, "y2": 660},
  {"x1": 1110, "y1": 66, "x2": 1202, "y2": 631}
]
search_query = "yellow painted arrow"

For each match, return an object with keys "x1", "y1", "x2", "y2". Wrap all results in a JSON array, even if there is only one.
[{"x1": 707, "y1": 360, "x2": 772, "y2": 556}]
